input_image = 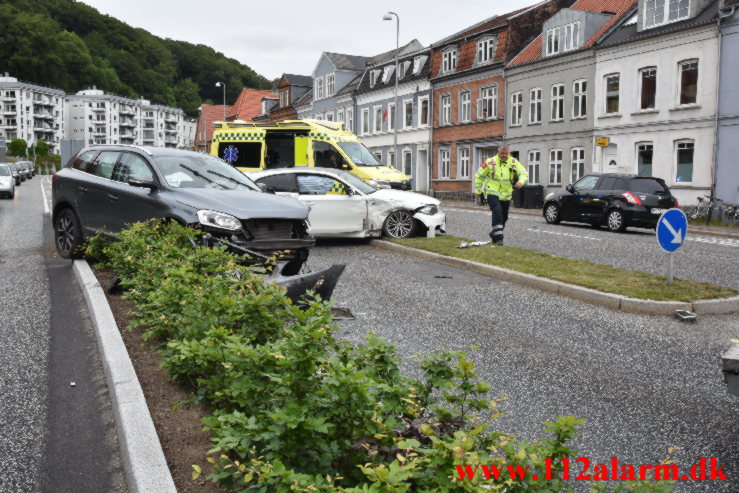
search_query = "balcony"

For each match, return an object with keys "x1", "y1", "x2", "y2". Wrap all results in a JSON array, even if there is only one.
[
  {"x1": 91, "y1": 106, "x2": 106, "y2": 112},
  {"x1": 3, "y1": 109, "x2": 17, "y2": 115},
  {"x1": 2, "y1": 96, "x2": 16, "y2": 102},
  {"x1": 165, "y1": 128, "x2": 177, "y2": 134},
  {"x1": 165, "y1": 116, "x2": 178, "y2": 123},
  {"x1": 119, "y1": 107, "x2": 135, "y2": 115},
  {"x1": 119, "y1": 119, "x2": 135, "y2": 127},
  {"x1": 33, "y1": 112, "x2": 53, "y2": 119},
  {"x1": 93, "y1": 129, "x2": 107, "y2": 136}
]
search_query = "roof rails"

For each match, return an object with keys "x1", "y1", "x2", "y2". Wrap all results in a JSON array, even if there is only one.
[{"x1": 85, "y1": 143, "x2": 154, "y2": 155}]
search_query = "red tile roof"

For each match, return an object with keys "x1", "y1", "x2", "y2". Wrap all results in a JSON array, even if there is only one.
[
  {"x1": 194, "y1": 104, "x2": 228, "y2": 149},
  {"x1": 227, "y1": 89, "x2": 276, "y2": 122},
  {"x1": 508, "y1": 0, "x2": 636, "y2": 67}
]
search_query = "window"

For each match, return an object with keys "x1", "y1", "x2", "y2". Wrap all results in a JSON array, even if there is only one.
[
  {"x1": 640, "y1": 68, "x2": 657, "y2": 110},
  {"x1": 326, "y1": 74, "x2": 335, "y2": 96},
  {"x1": 440, "y1": 95, "x2": 451, "y2": 125},
  {"x1": 374, "y1": 151, "x2": 383, "y2": 163},
  {"x1": 546, "y1": 27, "x2": 560, "y2": 55},
  {"x1": 419, "y1": 97, "x2": 429, "y2": 126},
  {"x1": 297, "y1": 174, "x2": 348, "y2": 195},
  {"x1": 477, "y1": 37, "x2": 496, "y2": 64},
  {"x1": 645, "y1": 0, "x2": 690, "y2": 28},
  {"x1": 346, "y1": 108, "x2": 354, "y2": 131},
  {"x1": 403, "y1": 100, "x2": 413, "y2": 128},
  {"x1": 571, "y1": 148, "x2": 585, "y2": 183},
  {"x1": 563, "y1": 22, "x2": 580, "y2": 52},
  {"x1": 442, "y1": 49, "x2": 457, "y2": 73},
  {"x1": 71, "y1": 150, "x2": 98, "y2": 172},
  {"x1": 605, "y1": 74, "x2": 620, "y2": 114},
  {"x1": 412, "y1": 55, "x2": 427, "y2": 75},
  {"x1": 459, "y1": 91, "x2": 471, "y2": 122},
  {"x1": 551, "y1": 84, "x2": 564, "y2": 120},
  {"x1": 373, "y1": 106, "x2": 383, "y2": 133},
  {"x1": 439, "y1": 149, "x2": 450, "y2": 178},
  {"x1": 325, "y1": 113, "x2": 334, "y2": 122},
  {"x1": 403, "y1": 150, "x2": 412, "y2": 177},
  {"x1": 313, "y1": 141, "x2": 344, "y2": 168},
  {"x1": 398, "y1": 61, "x2": 410, "y2": 80},
  {"x1": 549, "y1": 149, "x2": 562, "y2": 184},
  {"x1": 530, "y1": 88, "x2": 542, "y2": 123},
  {"x1": 114, "y1": 153, "x2": 154, "y2": 183},
  {"x1": 573, "y1": 80, "x2": 587, "y2": 118},
  {"x1": 387, "y1": 103, "x2": 396, "y2": 131},
  {"x1": 527, "y1": 151, "x2": 541, "y2": 184},
  {"x1": 361, "y1": 108, "x2": 369, "y2": 134},
  {"x1": 676, "y1": 141, "x2": 694, "y2": 182},
  {"x1": 573, "y1": 175, "x2": 599, "y2": 191},
  {"x1": 478, "y1": 86, "x2": 497, "y2": 119},
  {"x1": 90, "y1": 151, "x2": 119, "y2": 179},
  {"x1": 679, "y1": 60, "x2": 698, "y2": 106},
  {"x1": 315, "y1": 78, "x2": 324, "y2": 99},
  {"x1": 510, "y1": 92, "x2": 523, "y2": 126},
  {"x1": 637, "y1": 143, "x2": 653, "y2": 176},
  {"x1": 337, "y1": 109, "x2": 344, "y2": 125},
  {"x1": 369, "y1": 70, "x2": 380, "y2": 87},
  {"x1": 387, "y1": 150, "x2": 395, "y2": 169},
  {"x1": 458, "y1": 147, "x2": 470, "y2": 178},
  {"x1": 382, "y1": 65, "x2": 395, "y2": 84}
]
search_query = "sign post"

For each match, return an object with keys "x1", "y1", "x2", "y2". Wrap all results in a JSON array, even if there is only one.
[{"x1": 656, "y1": 209, "x2": 688, "y2": 285}]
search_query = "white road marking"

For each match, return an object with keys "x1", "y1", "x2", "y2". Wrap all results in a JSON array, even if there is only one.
[
  {"x1": 685, "y1": 236, "x2": 739, "y2": 247},
  {"x1": 40, "y1": 176, "x2": 51, "y2": 215},
  {"x1": 444, "y1": 206, "x2": 524, "y2": 219},
  {"x1": 527, "y1": 228, "x2": 601, "y2": 241}
]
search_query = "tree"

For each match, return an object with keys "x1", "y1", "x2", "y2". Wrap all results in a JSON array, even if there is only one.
[
  {"x1": 174, "y1": 78, "x2": 201, "y2": 116},
  {"x1": 34, "y1": 140, "x2": 49, "y2": 156},
  {"x1": 7, "y1": 138, "x2": 27, "y2": 157}
]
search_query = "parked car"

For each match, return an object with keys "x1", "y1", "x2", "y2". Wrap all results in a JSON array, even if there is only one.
[
  {"x1": 542, "y1": 173, "x2": 678, "y2": 232},
  {"x1": 250, "y1": 168, "x2": 446, "y2": 239},
  {"x1": 7, "y1": 163, "x2": 22, "y2": 185},
  {"x1": 0, "y1": 164, "x2": 15, "y2": 198},
  {"x1": 18, "y1": 160, "x2": 34, "y2": 179}
]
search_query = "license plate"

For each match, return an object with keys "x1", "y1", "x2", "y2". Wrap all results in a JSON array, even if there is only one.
[{"x1": 651, "y1": 208, "x2": 666, "y2": 215}]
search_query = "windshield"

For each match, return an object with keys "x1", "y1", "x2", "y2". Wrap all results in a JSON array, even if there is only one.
[
  {"x1": 337, "y1": 142, "x2": 381, "y2": 167},
  {"x1": 153, "y1": 154, "x2": 260, "y2": 191},
  {"x1": 339, "y1": 171, "x2": 377, "y2": 194},
  {"x1": 0, "y1": 166, "x2": 10, "y2": 177}
]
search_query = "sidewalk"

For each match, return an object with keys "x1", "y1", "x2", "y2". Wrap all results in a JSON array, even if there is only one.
[{"x1": 440, "y1": 199, "x2": 739, "y2": 239}]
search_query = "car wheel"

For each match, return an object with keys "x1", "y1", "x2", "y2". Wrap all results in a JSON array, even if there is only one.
[
  {"x1": 543, "y1": 203, "x2": 561, "y2": 224},
  {"x1": 383, "y1": 210, "x2": 418, "y2": 238},
  {"x1": 55, "y1": 208, "x2": 84, "y2": 259},
  {"x1": 606, "y1": 209, "x2": 626, "y2": 232}
]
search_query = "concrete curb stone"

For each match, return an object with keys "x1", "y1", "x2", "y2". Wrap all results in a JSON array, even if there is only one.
[
  {"x1": 73, "y1": 260, "x2": 176, "y2": 493},
  {"x1": 370, "y1": 240, "x2": 738, "y2": 315}
]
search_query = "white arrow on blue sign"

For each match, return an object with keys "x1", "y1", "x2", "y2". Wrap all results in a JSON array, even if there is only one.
[{"x1": 656, "y1": 209, "x2": 688, "y2": 253}]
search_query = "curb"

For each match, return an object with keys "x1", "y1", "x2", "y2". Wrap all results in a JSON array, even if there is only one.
[
  {"x1": 370, "y1": 240, "x2": 739, "y2": 315},
  {"x1": 73, "y1": 260, "x2": 176, "y2": 493}
]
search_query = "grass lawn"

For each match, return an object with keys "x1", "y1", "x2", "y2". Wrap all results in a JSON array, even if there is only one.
[{"x1": 392, "y1": 235, "x2": 737, "y2": 302}]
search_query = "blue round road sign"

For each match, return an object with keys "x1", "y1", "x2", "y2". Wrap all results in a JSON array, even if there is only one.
[{"x1": 656, "y1": 209, "x2": 688, "y2": 253}]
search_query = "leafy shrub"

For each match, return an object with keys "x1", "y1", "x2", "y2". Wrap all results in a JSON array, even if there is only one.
[{"x1": 95, "y1": 220, "x2": 674, "y2": 492}]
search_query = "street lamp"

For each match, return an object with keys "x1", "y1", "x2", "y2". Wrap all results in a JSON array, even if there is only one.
[
  {"x1": 215, "y1": 81, "x2": 226, "y2": 121},
  {"x1": 383, "y1": 11, "x2": 399, "y2": 172}
]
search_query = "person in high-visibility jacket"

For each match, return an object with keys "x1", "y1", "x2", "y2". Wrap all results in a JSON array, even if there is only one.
[{"x1": 474, "y1": 145, "x2": 528, "y2": 244}]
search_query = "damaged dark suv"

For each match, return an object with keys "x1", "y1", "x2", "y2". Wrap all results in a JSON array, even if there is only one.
[{"x1": 52, "y1": 145, "x2": 318, "y2": 275}]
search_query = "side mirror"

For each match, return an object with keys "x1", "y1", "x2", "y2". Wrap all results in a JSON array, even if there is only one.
[
  {"x1": 341, "y1": 163, "x2": 350, "y2": 170},
  {"x1": 257, "y1": 182, "x2": 276, "y2": 194},
  {"x1": 565, "y1": 184, "x2": 575, "y2": 193},
  {"x1": 128, "y1": 175, "x2": 157, "y2": 190}
]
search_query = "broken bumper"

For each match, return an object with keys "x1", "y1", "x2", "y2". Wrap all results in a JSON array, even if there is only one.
[
  {"x1": 413, "y1": 211, "x2": 446, "y2": 237},
  {"x1": 267, "y1": 262, "x2": 345, "y2": 302}
]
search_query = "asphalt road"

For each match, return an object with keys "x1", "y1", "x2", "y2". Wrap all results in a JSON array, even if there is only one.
[
  {"x1": 309, "y1": 240, "x2": 739, "y2": 492},
  {"x1": 443, "y1": 207, "x2": 739, "y2": 290},
  {"x1": 0, "y1": 176, "x2": 126, "y2": 493}
]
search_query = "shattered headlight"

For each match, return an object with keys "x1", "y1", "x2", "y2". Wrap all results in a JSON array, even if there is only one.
[
  {"x1": 197, "y1": 210, "x2": 242, "y2": 231},
  {"x1": 369, "y1": 179, "x2": 392, "y2": 189},
  {"x1": 416, "y1": 205, "x2": 439, "y2": 215}
]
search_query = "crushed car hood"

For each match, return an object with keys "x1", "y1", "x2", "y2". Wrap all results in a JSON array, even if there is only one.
[
  {"x1": 370, "y1": 189, "x2": 440, "y2": 209},
  {"x1": 174, "y1": 189, "x2": 309, "y2": 220}
]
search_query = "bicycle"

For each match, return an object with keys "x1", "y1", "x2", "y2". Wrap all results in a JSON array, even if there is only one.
[{"x1": 683, "y1": 195, "x2": 713, "y2": 222}]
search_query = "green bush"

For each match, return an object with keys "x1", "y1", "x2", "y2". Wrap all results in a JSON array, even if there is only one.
[{"x1": 94, "y1": 220, "x2": 674, "y2": 492}]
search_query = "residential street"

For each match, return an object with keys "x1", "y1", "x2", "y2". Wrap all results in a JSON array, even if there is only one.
[
  {"x1": 309, "y1": 240, "x2": 739, "y2": 492},
  {"x1": 0, "y1": 179, "x2": 126, "y2": 493}
]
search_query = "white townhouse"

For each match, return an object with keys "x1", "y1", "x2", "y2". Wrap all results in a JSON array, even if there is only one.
[{"x1": 593, "y1": 0, "x2": 721, "y2": 205}]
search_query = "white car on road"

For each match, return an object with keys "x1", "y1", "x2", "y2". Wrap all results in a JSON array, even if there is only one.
[{"x1": 250, "y1": 168, "x2": 445, "y2": 239}]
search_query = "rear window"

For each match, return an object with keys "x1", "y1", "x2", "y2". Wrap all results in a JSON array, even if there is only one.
[{"x1": 629, "y1": 178, "x2": 669, "y2": 194}]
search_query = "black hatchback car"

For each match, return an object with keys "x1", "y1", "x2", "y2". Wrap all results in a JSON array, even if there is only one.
[
  {"x1": 52, "y1": 145, "x2": 315, "y2": 271},
  {"x1": 542, "y1": 174, "x2": 678, "y2": 232}
]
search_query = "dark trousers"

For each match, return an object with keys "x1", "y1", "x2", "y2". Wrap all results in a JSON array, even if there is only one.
[{"x1": 486, "y1": 195, "x2": 510, "y2": 240}]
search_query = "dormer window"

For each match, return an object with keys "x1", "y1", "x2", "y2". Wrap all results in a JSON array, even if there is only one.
[
  {"x1": 563, "y1": 22, "x2": 580, "y2": 51},
  {"x1": 442, "y1": 48, "x2": 457, "y2": 73},
  {"x1": 477, "y1": 37, "x2": 497, "y2": 64},
  {"x1": 326, "y1": 74, "x2": 335, "y2": 97},
  {"x1": 369, "y1": 70, "x2": 381, "y2": 87},
  {"x1": 382, "y1": 65, "x2": 395, "y2": 84},
  {"x1": 412, "y1": 55, "x2": 427, "y2": 75},
  {"x1": 546, "y1": 27, "x2": 560, "y2": 55},
  {"x1": 644, "y1": 0, "x2": 690, "y2": 29},
  {"x1": 315, "y1": 78, "x2": 324, "y2": 99},
  {"x1": 398, "y1": 61, "x2": 411, "y2": 80}
]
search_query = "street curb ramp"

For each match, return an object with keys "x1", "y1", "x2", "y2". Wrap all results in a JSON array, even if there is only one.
[
  {"x1": 73, "y1": 260, "x2": 176, "y2": 493},
  {"x1": 370, "y1": 240, "x2": 739, "y2": 315}
]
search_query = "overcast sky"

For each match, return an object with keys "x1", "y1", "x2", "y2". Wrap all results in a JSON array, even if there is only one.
[{"x1": 81, "y1": 0, "x2": 532, "y2": 80}]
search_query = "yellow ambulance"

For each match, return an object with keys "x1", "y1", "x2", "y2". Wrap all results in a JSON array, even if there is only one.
[{"x1": 210, "y1": 119, "x2": 411, "y2": 190}]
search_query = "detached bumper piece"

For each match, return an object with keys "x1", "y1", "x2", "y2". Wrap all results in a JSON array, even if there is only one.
[{"x1": 268, "y1": 262, "x2": 345, "y2": 303}]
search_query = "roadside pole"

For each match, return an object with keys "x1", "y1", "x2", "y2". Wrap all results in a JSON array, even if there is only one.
[
  {"x1": 667, "y1": 252, "x2": 674, "y2": 285},
  {"x1": 656, "y1": 209, "x2": 688, "y2": 285}
]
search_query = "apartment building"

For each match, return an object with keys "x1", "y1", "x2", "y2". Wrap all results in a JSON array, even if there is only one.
[{"x1": 0, "y1": 74, "x2": 66, "y2": 154}]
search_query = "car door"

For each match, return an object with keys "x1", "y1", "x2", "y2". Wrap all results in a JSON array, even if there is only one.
[
  {"x1": 296, "y1": 173, "x2": 367, "y2": 235},
  {"x1": 592, "y1": 175, "x2": 619, "y2": 219},
  {"x1": 106, "y1": 152, "x2": 167, "y2": 232},
  {"x1": 562, "y1": 175, "x2": 601, "y2": 220},
  {"x1": 82, "y1": 151, "x2": 121, "y2": 234}
]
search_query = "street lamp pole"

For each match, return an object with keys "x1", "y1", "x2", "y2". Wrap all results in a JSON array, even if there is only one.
[
  {"x1": 383, "y1": 12, "x2": 399, "y2": 171},
  {"x1": 215, "y1": 81, "x2": 226, "y2": 121}
]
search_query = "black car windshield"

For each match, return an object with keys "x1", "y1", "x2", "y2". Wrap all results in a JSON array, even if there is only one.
[
  {"x1": 337, "y1": 171, "x2": 376, "y2": 194},
  {"x1": 630, "y1": 178, "x2": 669, "y2": 194},
  {"x1": 154, "y1": 154, "x2": 260, "y2": 191},
  {"x1": 337, "y1": 142, "x2": 381, "y2": 167},
  {"x1": 0, "y1": 166, "x2": 10, "y2": 177}
]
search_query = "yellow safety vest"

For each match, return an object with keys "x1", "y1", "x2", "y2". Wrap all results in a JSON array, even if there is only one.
[{"x1": 474, "y1": 155, "x2": 528, "y2": 201}]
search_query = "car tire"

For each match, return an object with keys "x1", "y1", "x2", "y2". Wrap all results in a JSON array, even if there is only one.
[
  {"x1": 606, "y1": 209, "x2": 626, "y2": 232},
  {"x1": 383, "y1": 210, "x2": 418, "y2": 238},
  {"x1": 55, "y1": 208, "x2": 84, "y2": 259},
  {"x1": 543, "y1": 203, "x2": 561, "y2": 224}
]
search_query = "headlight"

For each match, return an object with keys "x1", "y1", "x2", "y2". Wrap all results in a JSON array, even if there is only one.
[
  {"x1": 369, "y1": 179, "x2": 391, "y2": 189},
  {"x1": 197, "y1": 210, "x2": 242, "y2": 231},
  {"x1": 417, "y1": 205, "x2": 438, "y2": 215}
]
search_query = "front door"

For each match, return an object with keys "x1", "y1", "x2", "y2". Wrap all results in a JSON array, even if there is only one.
[
  {"x1": 561, "y1": 174, "x2": 601, "y2": 220},
  {"x1": 296, "y1": 173, "x2": 366, "y2": 235},
  {"x1": 106, "y1": 152, "x2": 167, "y2": 232}
]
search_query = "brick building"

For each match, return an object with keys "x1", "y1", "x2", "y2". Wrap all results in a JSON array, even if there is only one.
[
  {"x1": 430, "y1": 0, "x2": 573, "y2": 198},
  {"x1": 270, "y1": 74, "x2": 313, "y2": 122}
]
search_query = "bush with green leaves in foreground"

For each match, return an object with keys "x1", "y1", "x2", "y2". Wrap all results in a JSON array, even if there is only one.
[{"x1": 89, "y1": 220, "x2": 674, "y2": 492}]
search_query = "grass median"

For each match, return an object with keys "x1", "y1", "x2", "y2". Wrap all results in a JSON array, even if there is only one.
[{"x1": 391, "y1": 235, "x2": 737, "y2": 302}]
